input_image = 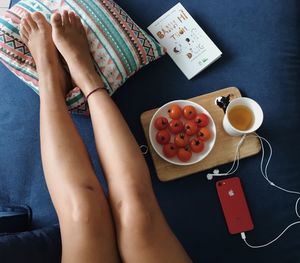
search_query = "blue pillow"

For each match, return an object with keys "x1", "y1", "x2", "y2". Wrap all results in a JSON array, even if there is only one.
[{"x1": 0, "y1": 224, "x2": 61, "y2": 263}]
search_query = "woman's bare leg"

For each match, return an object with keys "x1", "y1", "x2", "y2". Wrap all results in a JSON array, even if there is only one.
[
  {"x1": 51, "y1": 11, "x2": 192, "y2": 263},
  {"x1": 20, "y1": 12, "x2": 119, "y2": 263}
]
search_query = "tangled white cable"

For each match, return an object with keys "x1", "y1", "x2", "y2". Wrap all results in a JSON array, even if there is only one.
[
  {"x1": 207, "y1": 133, "x2": 300, "y2": 248},
  {"x1": 206, "y1": 134, "x2": 246, "y2": 180}
]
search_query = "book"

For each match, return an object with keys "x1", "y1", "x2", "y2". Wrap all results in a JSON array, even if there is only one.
[{"x1": 148, "y1": 3, "x2": 222, "y2": 80}]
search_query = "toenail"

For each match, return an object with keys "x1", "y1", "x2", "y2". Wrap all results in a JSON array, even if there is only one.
[
  {"x1": 53, "y1": 14, "x2": 61, "y2": 20},
  {"x1": 33, "y1": 13, "x2": 41, "y2": 19}
]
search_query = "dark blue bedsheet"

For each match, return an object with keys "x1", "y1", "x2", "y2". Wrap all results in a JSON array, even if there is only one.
[{"x1": 1, "y1": 0, "x2": 299, "y2": 262}]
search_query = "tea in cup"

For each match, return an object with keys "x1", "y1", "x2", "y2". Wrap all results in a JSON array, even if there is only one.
[{"x1": 223, "y1": 97, "x2": 263, "y2": 136}]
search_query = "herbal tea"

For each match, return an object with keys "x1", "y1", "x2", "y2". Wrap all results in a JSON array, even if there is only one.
[{"x1": 228, "y1": 105, "x2": 254, "y2": 131}]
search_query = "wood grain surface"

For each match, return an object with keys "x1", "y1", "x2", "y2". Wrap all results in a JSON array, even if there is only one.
[{"x1": 140, "y1": 87, "x2": 261, "y2": 181}]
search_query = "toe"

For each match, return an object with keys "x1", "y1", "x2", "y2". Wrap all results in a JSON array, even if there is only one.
[
  {"x1": 75, "y1": 15, "x2": 83, "y2": 28},
  {"x1": 62, "y1": 10, "x2": 70, "y2": 27},
  {"x1": 20, "y1": 18, "x2": 31, "y2": 33},
  {"x1": 69, "y1": 11, "x2": 76, "y2": 24},
  {"x1": 20, "y1": 24, "x2": 29, "y2": 43},
  {"x1": 51, "y1": 12, "x2": 63, "y2": 30},
  {"x1": 25, "y1": 13, "x2": 38, "y2": 30},
  {"x1": 20, "y1": 31, "x2": 29, "y2": 44},
  {"x1": 32, "y1": 12, "x2": 47, "y2": 28}
]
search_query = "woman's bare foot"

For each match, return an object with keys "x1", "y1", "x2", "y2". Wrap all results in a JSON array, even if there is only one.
[
  {"x1": 51, "y1": 11, "x2": 104, "y2": 96},
  {"x1": 20, "y1": 12, "x2": 71, "y2": 96}
]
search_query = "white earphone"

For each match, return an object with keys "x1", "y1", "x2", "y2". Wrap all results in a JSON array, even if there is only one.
[{"x1": 207, "y1": 133, "x2": 300, "y2": 248}]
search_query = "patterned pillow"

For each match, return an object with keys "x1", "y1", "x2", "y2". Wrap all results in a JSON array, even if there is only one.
[{"x1": 0, "y1": 0, "x2": 164, "y2": 114}]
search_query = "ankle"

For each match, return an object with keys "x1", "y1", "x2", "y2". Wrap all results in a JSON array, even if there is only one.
[{"x1": 77, "y1": 71, "x2": 105, "y2": 96}]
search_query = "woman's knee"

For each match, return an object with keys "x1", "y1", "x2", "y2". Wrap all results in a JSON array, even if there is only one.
[
  {"x1": 61, "y1": 186, "x2": 109, "y2": 227},
  {"x1": 117, "y1": 189, "x2": 161, "y2": 233}
]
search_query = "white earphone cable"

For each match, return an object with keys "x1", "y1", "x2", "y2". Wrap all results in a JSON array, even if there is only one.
[
  {"x1": 242, "y1": 134, "x2": 300, "y2": 248},
  {"x1": 207, "y1": 133, "x2": 300, "y2": 248},
  {"x1": 206, "y1": 134, "x2": 246, "y2": 180},
  {"x1": 241, "y1": 221, "x2": 300, "y2": 248}
]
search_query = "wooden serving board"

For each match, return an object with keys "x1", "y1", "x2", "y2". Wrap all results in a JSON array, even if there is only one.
[{"x1": 140, "y1": 87, "x2": 261, "y2": 181}]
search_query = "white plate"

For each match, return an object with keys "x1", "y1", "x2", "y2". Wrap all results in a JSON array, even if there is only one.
[{"x1": 149, "y1": 100, "x2": 216, "y2": 166}]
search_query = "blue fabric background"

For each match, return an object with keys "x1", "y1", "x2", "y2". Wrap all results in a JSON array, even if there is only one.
[
  {"x1": 0, "y1": 225, "x2": 61, "y2": 262},
  {"x1": 0, "y1": 0, "x2": 299, "y2": 262}
]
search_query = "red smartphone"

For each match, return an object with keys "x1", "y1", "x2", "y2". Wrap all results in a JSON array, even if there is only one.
[{"x1": 216, "y1": 177, "x2": 254, "y2": 234}]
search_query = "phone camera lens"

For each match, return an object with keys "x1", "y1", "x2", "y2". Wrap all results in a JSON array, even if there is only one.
[{"x1": 218, "y1": 182, "x2": 223, "y2": 187}]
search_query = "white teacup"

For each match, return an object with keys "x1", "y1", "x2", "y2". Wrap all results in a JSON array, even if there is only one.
[{"x1": 223, "y1": 97, "x2": 264, "y2": 136}]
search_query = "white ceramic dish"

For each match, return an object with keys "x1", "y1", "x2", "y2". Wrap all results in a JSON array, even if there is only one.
[{"x1": 149, "y1": 100, "x2": 216, "y2": 166}]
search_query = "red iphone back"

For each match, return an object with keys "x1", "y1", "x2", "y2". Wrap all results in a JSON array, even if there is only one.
[{"x1": 216, "y1": 177, "x2": 254, "y2": 234}]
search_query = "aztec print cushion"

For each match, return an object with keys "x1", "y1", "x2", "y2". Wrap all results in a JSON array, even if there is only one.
[{"x1": 0, "y1": 0, "x2": 165, "y2": 114}]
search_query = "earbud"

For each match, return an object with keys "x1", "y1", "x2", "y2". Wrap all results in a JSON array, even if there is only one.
[
  {"x1": 207, "y1": 174, "x2": 213, "y2": 180},
  {"x1": 207, "y1": 169, "x2": 220, "y2": 180}
]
